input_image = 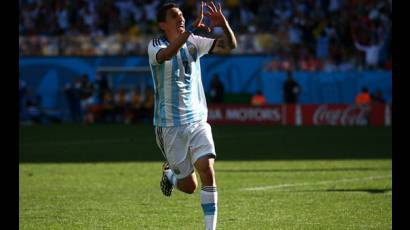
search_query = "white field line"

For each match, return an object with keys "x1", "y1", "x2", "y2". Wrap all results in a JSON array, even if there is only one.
[{"x1": 241, "y1": 175, "x2": 392, "y2": 191}]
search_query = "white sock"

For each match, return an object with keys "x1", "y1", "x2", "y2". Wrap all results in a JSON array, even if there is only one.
[
  {"x1": 165, "y1": 169, "x2": 177, "y2": 187},
  {"x1": 200, "y1": 186, "x2": 217, "y2": 230}
]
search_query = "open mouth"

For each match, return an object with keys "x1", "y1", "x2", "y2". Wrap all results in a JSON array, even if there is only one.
[{"x1": 177, "y1": 21, "x2": 185, "y2": 30}]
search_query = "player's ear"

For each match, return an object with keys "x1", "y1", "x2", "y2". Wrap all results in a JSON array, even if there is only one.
[{"x1": 158, "y1": 22, "x2": 167, "y2": 31}]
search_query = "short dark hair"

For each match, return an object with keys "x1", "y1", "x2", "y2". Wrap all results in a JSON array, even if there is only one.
[{"x1": 157, "y1": 2, "x2": 178, "y2": 23}]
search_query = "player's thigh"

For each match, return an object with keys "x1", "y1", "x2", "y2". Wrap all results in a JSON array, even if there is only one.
[
  {"x1": 155, "y1": 126, "x2": 193, "y2": 179},
  {"x1": 189, "y1": 122, "x2": 216, "y2": 164}
]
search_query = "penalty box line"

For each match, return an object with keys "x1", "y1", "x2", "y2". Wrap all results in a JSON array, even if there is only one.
[{"x1": 241, "y1": 175, "x2": 392, "y2": 192}]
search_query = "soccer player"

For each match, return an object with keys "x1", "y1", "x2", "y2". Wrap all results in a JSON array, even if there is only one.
[{"x1": 147, "y1": 1, "x2": 237, "y2": 229}]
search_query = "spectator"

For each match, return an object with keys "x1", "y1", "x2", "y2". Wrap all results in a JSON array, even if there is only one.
[
  {"x1": 80, "y1": 74, "x2": 94, "y2": 108},
  {"x1": 355, "y1": 87, "x2": 371, "y2": 106},
  {"x1": 101, "y1": 89, "x2": 115, "y2": 123},
  {"x1": 140, "y1": 87, "x2": 154, "y2": 123},
  {"x1": 316, "y1": 30, "x2": 329, "y2": 59},
  {"x1": 251, "y1": 90, "x2": 266, "y2": 106},
  {"x1": 283, "y1": 70, "x2": 301, "y2": 104},
  {"x1": 95, "y1": 73, "x2": 110, "y2": 104},
  {"x1": 83, "y1": 95, "x2": 101, "y2": 125},
  {"x1": 76, "y1": 74, "x2": 94, "y2": 123},
  {"x1": 355, "y1": 86, "x2": 372, "y2": 125},
  {"x1": 353, "y1": 35, "x2": 384, "y2": 69},
  {"x1": 114, "y1": 87, "x2": 130, "y2": 123},
  {"x1": 129, "y1": 87, "x2": 144, "y2": 123},
  {"x1": 209, "y1": 74, "x2": 225, "y2": 103}
]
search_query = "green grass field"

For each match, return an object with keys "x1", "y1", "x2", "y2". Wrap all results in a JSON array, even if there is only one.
[{"x1": 19, "y1": 124, "x2": 392, "y2": 229}]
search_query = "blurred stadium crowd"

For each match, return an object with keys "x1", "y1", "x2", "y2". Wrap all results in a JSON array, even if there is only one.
[
  {"x1": 19, "y1": 73, "x2": 154, "y2": 124},
  {"x1": 19, "y1": 0, "x2": 391, "y2": 71}
]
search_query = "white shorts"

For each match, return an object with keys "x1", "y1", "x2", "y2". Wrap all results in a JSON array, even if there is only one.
[{"x1": 155, "y1": 121, "x2": 216, "y2": 179}]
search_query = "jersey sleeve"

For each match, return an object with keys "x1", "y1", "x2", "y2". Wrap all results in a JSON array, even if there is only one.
[
  {"x1": 189, "y1": 35, "x2": 216, "y2": 58},
  {"x1": 148, "y1": 38, "x2": 167, "y2": 65}
]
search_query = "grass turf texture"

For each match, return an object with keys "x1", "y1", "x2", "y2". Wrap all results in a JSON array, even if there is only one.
[{"x1": 19, "y1": 124, "x2": 391, "y2": 229}]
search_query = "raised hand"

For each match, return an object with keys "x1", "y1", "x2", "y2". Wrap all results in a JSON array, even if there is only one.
[
  {"x1": 204, "y1": 1, "x2": 237, "y2": 54},
  {"x1": 192, "y1": 1, "x2": 211, "y2": 32},
  {"x1": 204, "y1": 1, "x2": 227, "y2": 28}
]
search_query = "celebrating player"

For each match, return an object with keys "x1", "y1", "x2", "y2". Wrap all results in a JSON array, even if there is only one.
[{"x1": 147, "y1": 1, "x2": 237, "y2": 229}]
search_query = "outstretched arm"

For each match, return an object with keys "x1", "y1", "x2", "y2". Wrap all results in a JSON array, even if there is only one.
[
  {"x1": 352, "y1": 32, "x2": 368, "y2": 52},
  {"x1": 206, "y1": 1, "x2": 237, "y2": 54},
  {"x1": 354, "y1": 41, "x2": 368, "y2": 52}
]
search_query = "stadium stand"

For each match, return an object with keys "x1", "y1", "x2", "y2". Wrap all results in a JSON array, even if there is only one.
[{"x1": 19, "y1": 0, "x2": 391, "y2": 71}]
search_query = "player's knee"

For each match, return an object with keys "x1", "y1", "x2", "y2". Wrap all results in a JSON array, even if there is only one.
[
  {"x1": 195, "y1": 156, "x2": 215, "y2": 173},
  {"x1": 198, "y1": 165, "x2": 215, "y2": 180}
]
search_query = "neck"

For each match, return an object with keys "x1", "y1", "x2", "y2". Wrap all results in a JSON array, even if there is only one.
[{"x1": 165, "y1": 31, "x2": 182, "y2": 42}]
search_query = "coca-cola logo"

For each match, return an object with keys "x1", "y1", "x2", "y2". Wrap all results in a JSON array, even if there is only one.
[{"x1": 313, "y1": 105, "x2": 369, "y2": 126}]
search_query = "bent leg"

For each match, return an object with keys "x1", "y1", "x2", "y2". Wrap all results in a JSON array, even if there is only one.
[
  {"x1": 175, "y1": 173, "x2": 198, "y2": 194},
  {"x1": 168, "y1": 155, "x2": 215, "y2": 194}
]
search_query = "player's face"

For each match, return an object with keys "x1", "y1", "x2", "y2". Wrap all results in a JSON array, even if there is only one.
[{"x1": 164, "y1": 7, "x2": 185, "y2": 34}]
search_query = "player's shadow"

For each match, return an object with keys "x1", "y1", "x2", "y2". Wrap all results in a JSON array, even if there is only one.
[{"x1": 218, "y1": 167, "x2": 392, "y2": 173}]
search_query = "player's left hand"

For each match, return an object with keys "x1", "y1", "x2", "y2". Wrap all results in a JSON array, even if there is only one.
[
  {"x1": 204, "y1": 1, "x2": 227, "y2": 29},
  {"x1": 192, "y1": 1, "x2": 211, "y2": 32}
]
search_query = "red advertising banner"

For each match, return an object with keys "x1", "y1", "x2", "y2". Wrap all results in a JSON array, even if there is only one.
[
  {"x1": 207, "y1": 104, "x2": 390, "y2": 126},
  {"x1": 299, "y1": 104, "x2": 389, "y2": 126},
  {"x1": 208, "y1": 104, "x2": 285, "y2": 125}
]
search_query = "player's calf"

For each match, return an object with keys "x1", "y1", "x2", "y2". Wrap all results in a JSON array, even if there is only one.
[{"x1": 176, "y1": 176, "x2": 198, "y2": 194}]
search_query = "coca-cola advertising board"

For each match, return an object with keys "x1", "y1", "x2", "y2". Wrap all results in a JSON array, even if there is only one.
[{"x1": 300, "y1": 104, "x2": 388, "y2": 126}]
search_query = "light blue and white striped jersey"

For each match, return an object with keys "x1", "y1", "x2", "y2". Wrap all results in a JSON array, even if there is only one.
[{"x1": 148, "y1": 34, "x2": 215, "y2": 127}]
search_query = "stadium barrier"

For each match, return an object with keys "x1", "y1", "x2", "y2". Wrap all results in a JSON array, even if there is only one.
[
  {"x1": 19, "y1": 57, "x2": 392, "y2": 109},
  {"x1": 207, "y1": 104, "x2": 391, "y2": 126}
]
